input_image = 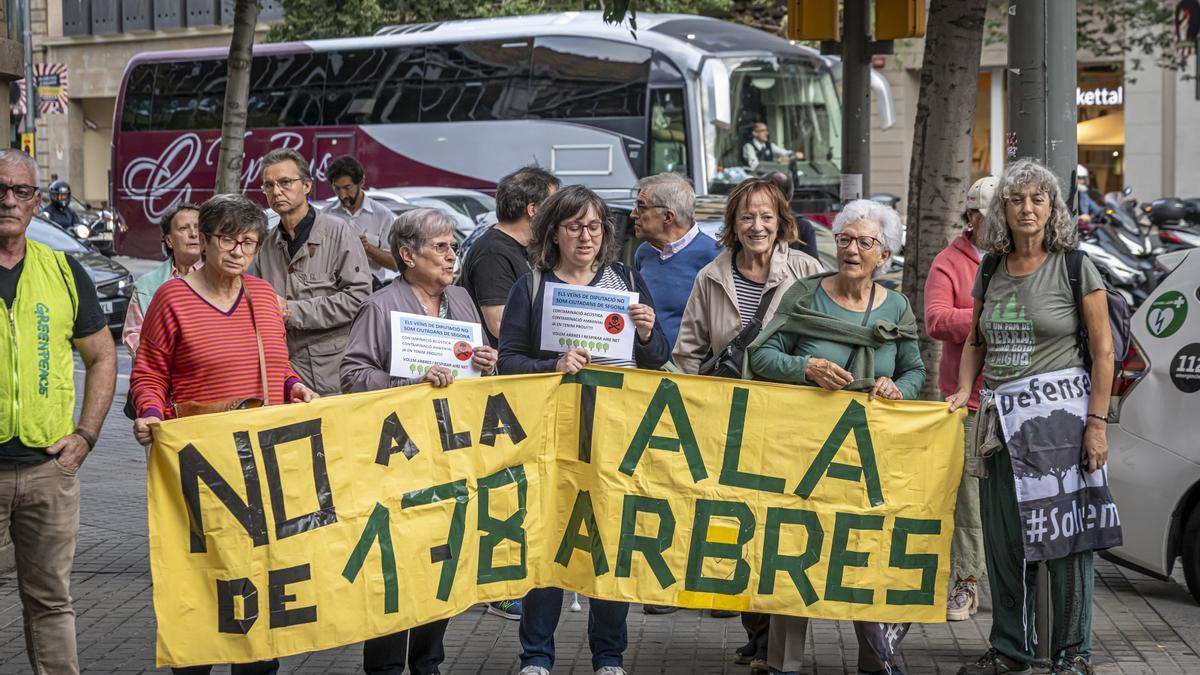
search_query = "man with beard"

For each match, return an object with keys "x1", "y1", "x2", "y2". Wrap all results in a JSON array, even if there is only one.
[{"x1": 325, "y1": 155, "x2": 399, "y2": 289}]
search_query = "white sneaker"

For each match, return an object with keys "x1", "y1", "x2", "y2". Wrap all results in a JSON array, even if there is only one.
[
  {"x1": 947, "y1": 576, "x2": 978, "y2": 621},
  {"x1": 518, "y1": 667, "x2": 550, "y2": 675},
  {"x1": 595, "y1": 668, "x2": 627, "y2": 675}
]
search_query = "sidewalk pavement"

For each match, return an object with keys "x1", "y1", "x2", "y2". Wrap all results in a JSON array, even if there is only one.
[{"x1": 0, "y1": 362, "x2": 1197, "y2": 673}]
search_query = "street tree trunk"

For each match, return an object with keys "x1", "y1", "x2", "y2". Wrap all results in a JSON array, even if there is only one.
[
  {"x1": 215, "y1": 0, "x2": 260, "y2": 194},
  {"x1": 902, "y1": 0, "x2": 988, "y2": 400}
]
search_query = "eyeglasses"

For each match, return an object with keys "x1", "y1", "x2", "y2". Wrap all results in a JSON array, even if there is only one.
[
  {"x1": 0, "y1": 183, "x2": 38, "y2": 202},
  {"x1": 560, "y1": 221, "x2": 604, "y2": 236},
  {"x1": 209, "y1": 234, "x2": 260, "y2": 253},
  {"x1": 428, "y1": 241, "x2": 458, "y2": 256},
  {"x1": 262, "y1": 177, "x2": 304, "y2": 193},
  {"x1": 833, "y1": 234, "x2": 882, "y2": 251}
]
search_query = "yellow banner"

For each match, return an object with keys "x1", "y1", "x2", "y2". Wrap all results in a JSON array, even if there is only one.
[{"x1": 148, "y1": 367, "x2": 965, "y2": 666}]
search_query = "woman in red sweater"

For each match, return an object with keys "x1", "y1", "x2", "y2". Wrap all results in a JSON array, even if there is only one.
[
  {"x1": 923, "y1": 176, "x2": 995, "y2": 623},
  {"x1": 130, "y1": 193, "x2": 317, "y2": 675}
]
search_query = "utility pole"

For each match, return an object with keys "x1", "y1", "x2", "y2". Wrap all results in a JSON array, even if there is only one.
[
  {"x1": 1007, "y1": 0, "x2": 1077, "y2": 202},
  {"x1": 20, "y1": 0, "x2": 34, "y2": 142},
  {"x1": 840, "y1": 0, "x2": 872, "y2": 201},
  {"x1": 1007, "y1": 0, "x2": 1077, "y2": 660}
]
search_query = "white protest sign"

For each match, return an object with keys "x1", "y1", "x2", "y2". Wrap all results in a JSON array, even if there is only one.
[
  {"x1": 538, "y1": 282, "x2": 638, "y2": 361},
  {"x1": 389, "y1": 313, "x2": 483, "y2": 378}
]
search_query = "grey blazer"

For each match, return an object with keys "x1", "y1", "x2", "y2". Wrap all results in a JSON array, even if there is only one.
[{"x1": 340, "y1": 276, "x2": 483, "y2": 393}]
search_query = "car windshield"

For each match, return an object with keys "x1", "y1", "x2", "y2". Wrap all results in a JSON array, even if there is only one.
[
  {"x1": 28, "y1": 218, "x2": 88, "y2": 253},
  {"x1": 706, "y1": 58, "x2": 842, "y2": 197}
]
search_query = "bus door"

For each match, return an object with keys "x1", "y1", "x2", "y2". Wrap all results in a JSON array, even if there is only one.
[{"x1": 312, "y1": 133, "x2": 356, "y2": 199}]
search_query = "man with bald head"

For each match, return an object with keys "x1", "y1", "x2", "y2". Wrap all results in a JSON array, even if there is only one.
[{"x1": 0, "y1": 149, "x2": 116, "y2": 674}]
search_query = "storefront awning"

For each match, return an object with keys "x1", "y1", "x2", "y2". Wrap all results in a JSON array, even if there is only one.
[{"x1": 1077, "y1": 112, "x2": 1124, "y2": 146}]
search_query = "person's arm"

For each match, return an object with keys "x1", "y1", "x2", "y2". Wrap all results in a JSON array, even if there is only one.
[
  {"x1": 497, "y1": 275, "x2": 559, "y2": 375},
  {"x1": 891, "y1": 324, "x2": 927, "y2": 400},
  {"x1": 362, "y1": 239, "x2": 399, "y2": 271},
  {"x1": 948, "y1": 298, "x2": 986, "y2": 411},
  {"x1": 631, "y1": 269, "x2": 671, "y2": 369},
  {"x1": 480, "y1": 305, "x2": 505, "y2": 341},
  {"x1": 1081, "y1": 287, "x2": 1113, "y2": 472},
  {"x1": 130, "y1": 303, "x2": 176, "y2": 420},
  {"x1": 340, "y1": 302, "x2": 422, "y2": 393},
  {"x1": 923, "y1": 263, "x2": 974, "y2": 344},
  {"x1": 286, "y1": 224, "x2": 372, "y2": 331},
  {"x1": 747, "y1": 329, "x2": 808, "y2": 383},
  {"x1": 122, "y1": 294, "x2": 144, "y2": 356},
  {"x1": 47, "y1": 328, "x2": 116, "y2": 469},
  {"x1": 671, "y1": 277, "x2": 710, "y2": 374},
  {"x1": 743, "y1": 143, "x2": 759, "y2": 170}
]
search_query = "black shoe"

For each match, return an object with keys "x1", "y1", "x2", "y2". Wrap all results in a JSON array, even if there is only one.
[
  {"x1": 733, "y1": 643, "x2": 756, "y2": 665},
  {"x1": 956, "y1": 649, "x2": 1033, "y2": 675},
  {"x1": 710, "y1": 609, "x2": 738, "y2": 618},
  {"x1": 644, "y1": 604, "x2": 678, "y2": 615}
]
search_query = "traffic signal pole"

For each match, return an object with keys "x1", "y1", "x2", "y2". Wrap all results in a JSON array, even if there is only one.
[
  {"x1": 840, "y1": 0, "x2": 872, "y2": 200},
  {"x1": 1007, "y1": 0, "x2": 1077, "y2": 202}
]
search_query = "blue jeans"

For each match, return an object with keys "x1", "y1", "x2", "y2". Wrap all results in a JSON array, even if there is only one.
[{"x1": 518, "y1": 587, "x2": 628, "y2": 670}]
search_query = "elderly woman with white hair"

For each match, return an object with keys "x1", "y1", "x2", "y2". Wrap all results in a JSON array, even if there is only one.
[
  {"x1": 340, "y1": 207, "x2": 497, "y2": 675},
  {"x1": 747, "y1": 198, "x2": 924, "y2": 675}
]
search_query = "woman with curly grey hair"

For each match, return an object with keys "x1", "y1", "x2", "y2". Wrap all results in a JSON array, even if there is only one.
[{"x1": 949, "y1": 159, "x2": 1114, "y2": 675}]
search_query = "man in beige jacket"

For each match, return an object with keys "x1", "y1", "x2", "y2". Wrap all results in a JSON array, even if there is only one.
[{"x1": 251, "y1": 147, "x2": 371, "y2": 395}]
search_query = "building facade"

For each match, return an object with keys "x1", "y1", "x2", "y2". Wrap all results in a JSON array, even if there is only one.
[{"x1": 24, "y1": 0, "x2": 280, "y2": 205}]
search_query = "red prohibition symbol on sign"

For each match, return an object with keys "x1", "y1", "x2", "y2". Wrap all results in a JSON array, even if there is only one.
[
  {"x1": 604, "y1": 313, "x2": 625, "y2": 335},
  {"x1": 452, "y1": 341, "x2": 473, "y2": 361}
]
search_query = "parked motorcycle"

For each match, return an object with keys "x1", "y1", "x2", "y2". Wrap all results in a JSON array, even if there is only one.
[{"x1": 1143, "y1": 198, "x2": 1200, "y2": 253}]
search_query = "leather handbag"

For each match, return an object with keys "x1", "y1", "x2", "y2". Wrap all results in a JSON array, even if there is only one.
[
  {"x1": 698, "y1": 285, "x2": 779, "y2": 379},
  {"x1": 171, "y1": 286, "x2": 271, "y2": 418}
]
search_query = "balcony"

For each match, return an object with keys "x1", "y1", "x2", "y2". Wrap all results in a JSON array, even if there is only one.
[
  {"x1": 0, "y1": 0, "x2": 23, "y2": 81},
  {"x1": 61, "y1": 0, "x2": 282, "y2": 36}
]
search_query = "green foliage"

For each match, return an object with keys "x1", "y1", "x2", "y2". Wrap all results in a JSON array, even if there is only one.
[
  {"x1": 269, "y1": 0, "x2": 734, "y2": 42},
  {"x1": 984, "y1": 0, "x2": 1191, "y2": 74}
]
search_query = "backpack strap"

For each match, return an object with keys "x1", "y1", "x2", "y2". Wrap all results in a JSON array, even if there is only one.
[
  {"x1": 528, "y1": 268, "x2": 542, "y2": 307},
  {"x1": 971, "y1": 253, "x2": 1004, "y2": 347},
  {"x1": 1065, "y1": 249, "x2": 1091, "y2": 368}
]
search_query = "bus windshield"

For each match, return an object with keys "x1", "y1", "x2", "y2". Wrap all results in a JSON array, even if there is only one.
[{"x1": 707, "y1": 58, "x2": 842, "y2": 199}]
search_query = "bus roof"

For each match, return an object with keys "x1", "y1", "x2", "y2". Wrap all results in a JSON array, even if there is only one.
[{"x1": 123, "y1": 11, "x2": 826, "y2": 75}]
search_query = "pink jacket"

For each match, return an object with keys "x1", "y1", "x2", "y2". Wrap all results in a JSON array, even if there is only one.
[{"x1": 924, "y1": 232, "x2": 984, "y2": 410}]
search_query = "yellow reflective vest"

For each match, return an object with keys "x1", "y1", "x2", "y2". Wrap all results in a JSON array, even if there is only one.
[{"x1": 0, "y1": 240, "x2": 79, "y2": 448}]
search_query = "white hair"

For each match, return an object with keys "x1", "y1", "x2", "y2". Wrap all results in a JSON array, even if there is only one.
[
  {"x1": 637, "y1": 173, "x2": 695, "y2": 226},
  {"x1": 0, "y1": 150, "x2": 40, "y2": 186},
  {"x1": 832, "y1": 199, "x2": 904, "y2": 256}
]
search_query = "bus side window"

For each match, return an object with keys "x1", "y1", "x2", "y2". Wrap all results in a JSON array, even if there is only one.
[
  {"x1": 528, "y1": 37, "x2": 650, "y2": 119},
  {"x1": 421, "y1": 41, "x2": 532, "y2": 122},
  {"x1": 323, "y1": 48, "x2": 423, "y2": 126},
  {"x1": 120, "y1": 63, "x2": 155, "y2": 132},
  {"x1": 151, "y1": 60, "x2": 226, "y2": 131},
  {"x1": 247, "y1": 52, "x2": 325, "y2": 128},
  {"x1": 647, "y1": 89, "x2": 688, "y2": 176}
]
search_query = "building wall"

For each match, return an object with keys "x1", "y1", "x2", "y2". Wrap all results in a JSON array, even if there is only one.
[{"x1": 1123, "y1": 57, "x2": 1200, "y2": 200}]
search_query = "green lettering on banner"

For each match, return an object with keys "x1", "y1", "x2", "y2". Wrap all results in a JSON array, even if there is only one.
[
  {"x1": 561, "y1": 369, "x2": 624, "y2": 462},
  {"x1": 401, "y1": 480, "x2": 469, "y2": 601},
  {"x1": 886, "y1": 517, "x2": 942, "y2": 606},
  {"x1": 476, "y1": 465, "x2": 528, "y2": 584},
  {"x1": 758, "y1": 507, "x2": 823, "y2": 605},
  {"x1": 794, "y1": 401, "x2": 885, "y2": 507},
  {"x1": 684, "y1": 499, "x2": 755, "y2": 595},
  {"x1": 615, "y1": 495, "x2": 677, "y2": 588},
  {"x1": 554, "y1": 490, "x2": 609, "y2": 575},
  {"x1": 825, "y1": 512, "x2": 884, "y2": 604},
  {"x1": 619, "y1": 378, "x2": 708, "y2": 481},
  {"x1": 718, "y1": 387, "x2": 786, "y2": 493},
  {"x1": 341, "y1": 503, "x2": 398, "y2": 614}
]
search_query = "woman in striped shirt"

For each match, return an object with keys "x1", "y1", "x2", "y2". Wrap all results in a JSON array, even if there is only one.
[
  {"x1": 130, "y1": 194, "x2": 316, "y2": 675},
  {"x1": 498, "y1": 185, "x2": 669, "y2": 675}
]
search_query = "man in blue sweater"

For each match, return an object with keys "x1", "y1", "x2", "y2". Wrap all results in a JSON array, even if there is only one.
[{"x1": 632, "y1": 174, "x2": 720, "y2": 349}]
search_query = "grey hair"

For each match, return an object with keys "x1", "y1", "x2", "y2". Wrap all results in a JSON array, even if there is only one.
[
  {"x1": 979, "y1": 158, "x2": 1077, "y2": 254},
  {"x1": 637, "y1": 173, "x2": 695, "y2": 226},
  {"x1": 0, "y1": 150, "x2": 40, "y2": 186},
  {"x1": 198, "y1": 193, "x2": 268, "y2": 242},
  {"x1": 389, "y1": 207, "x2": 456, "y2": 266},
  {"x1": 832, "y1": 199, "x2": 904, "y2": 256},
  {"x1": 261, "y1": 147, "x2": 313, "y2": 183}
]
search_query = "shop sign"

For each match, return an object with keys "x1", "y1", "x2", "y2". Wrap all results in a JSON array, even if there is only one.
[{"x1": 1076, "y1": 86, "x2": 1123, "y2": 107}]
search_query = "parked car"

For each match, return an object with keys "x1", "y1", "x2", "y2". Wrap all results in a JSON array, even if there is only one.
[
  {"x1": 1103, "y1": 247, "x2": 1200, "y2": 601},
  {"x1": 25, "y1": 215, "x2": 134, "y2": 331}
]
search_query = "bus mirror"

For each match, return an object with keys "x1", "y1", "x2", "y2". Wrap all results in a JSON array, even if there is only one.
[{"x1": 701, "y1": 59, "x2": 732, "y2": 128}]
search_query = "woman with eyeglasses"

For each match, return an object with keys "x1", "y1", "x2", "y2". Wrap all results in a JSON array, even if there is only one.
[
  {"x1": 497, "y1": 185, "x2": 669, "y2": 675},
  {"x1": 339, "y1": 208, "x2": 496, "y2": 675},
  {"x1": 130, "y1": 194, "x2": 317, "y2": 675},
  {"x1": 746, "y1": 198, "x2": 924, "y2": 675}
]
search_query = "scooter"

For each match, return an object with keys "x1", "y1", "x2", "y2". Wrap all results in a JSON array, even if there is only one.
[
  {"x1": 1144, "y1": 198, "x2": 1200, "y2": 252},
  {"x1": 1077, "y1": 237, "x2": 1150, "y2": 307}
]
